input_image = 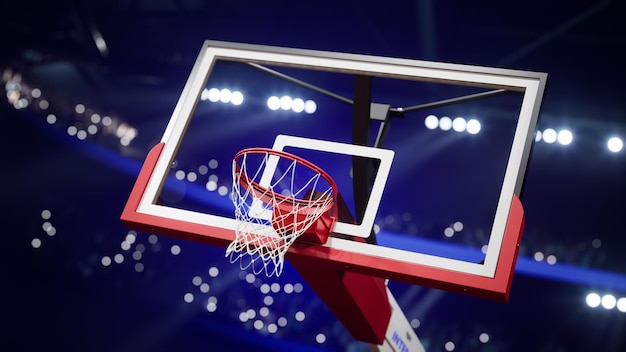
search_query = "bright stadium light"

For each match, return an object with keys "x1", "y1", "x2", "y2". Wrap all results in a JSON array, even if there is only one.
[
  {"x1": 267, "y1": 96, "x2": 315, "y2": 113},
  {"x1": 208, "y1": 88, "x2": 220, "y2": 102},
  {"x1": 557, "y1": 129, "x2": 573, "y2": 145},
  {"x1": 607, "y1": 137, "x2": 623, "y2": 153},
  {"x1": 617, "y1": 297, "x2": 626, "y2": 313},
  {"x1": 466, "y1": 119, "x2": 481, "y2": 134},
  {"x1": 424, "y1": 115, "x2": 438, "y2": 130},
  {"x1": 219, "y1": 89, "x2": 232, "y2": 103},
  {"x1": 292, "y1": 98, "x2": 305, "y2": 113},
  {"x1": 231, "y1": 91, "x2": 244, "y2": 105},
  {"x1": 542, "y1": 128, "x2": 557, "y2": 143},
  {"x1": 601, "y1": 294, "x2": 617, "y2": 309},
  {"x1": 280, "y1": 95, "x2": 292, "y2": 110},
  {"x1": 452, "y1": 117, "x2": 466, "y2": 132},
  {"x1": 267, "y1": 96, "x2": 280, "y2": 110},
  {"x1": 303, "y1": 99, "x2": 317, "y2": 114},
  {"x1": 586, "y1": 292, "x2": 601, "y2": 308},
  {"x1": 202, "y1": 88, "x2": 244, "y2": 105},
  {"x1": 439, "y1": 116, "x2": 452, "y2": 131}
]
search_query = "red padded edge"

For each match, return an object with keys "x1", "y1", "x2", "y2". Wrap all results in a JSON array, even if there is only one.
[
  {"x1": 121, "y1": 142, "x2": 525, "y2": 302},
  {"x1": 289, "y1": 195, "x2": 525, "y2": 302},
  {"x1": 120, "y1": 142, "x2": 234, "y2": 247}
]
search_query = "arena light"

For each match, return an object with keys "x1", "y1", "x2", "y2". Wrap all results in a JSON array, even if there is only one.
[
  {"x1": 466, "y1": 119, "x2": 481, "y2": 134},
  {"x1": 424, "y1": 115, "x2": 480, "y2": 134},
  {"x1": 279, "y1": 95, "x2": 292, "y2": 110},
  {"x1": 607, "y1": 137, "x2": 623, "y2": 153},
  {"x1": 267, "y1": 96, "x2": 280, "y2": 110},
  {"x1": 537, "y1": 128, "x2": 574, "y2": 146},
  {"x1": 541, "y1": 128, "x2": 557, "y2": 144},
  {"x1": 601, "y1": 294, "x2": 617, "y2": 309},
  {"x1": 267, "y1": 95, "x2": 317, "y2": 114},
  {"x1": 439, "y1": 116, "x2": 452, "y2": 131},
  {"x1": 292, "y1": 98, "x2": 304, "y2": 112},
  {"x1": 557, "y1": 129, "x2": 573, "y2": 145},
  {"x1": 206, "y1": 88, "x2": 220, "y2": 102},
  {"x1": 303, "y1": 100, "x2": 317, "y2": 114},
  {"x1": 424, "y1": 115, "x2": 438, "y2": 130},
  {"x1": 452, "y1": 117, "x2": 466, "y2": 132},
  {"x1": 219, "y1": 89, "x2": 232, "y2": 103},
  {"x1": 586, "y1": 292, "x2": 601, "y2": 308},
  {"x1": 201, "y1": 88, "x2": 244, "y2": 106},
  {"x1": 617, "y1": 297, "x2": 626, "y2": 313}
]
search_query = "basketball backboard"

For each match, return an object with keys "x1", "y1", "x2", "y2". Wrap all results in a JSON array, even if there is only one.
[{"x1": 121, "y1": 40, "x2": 546, "y2": 304}]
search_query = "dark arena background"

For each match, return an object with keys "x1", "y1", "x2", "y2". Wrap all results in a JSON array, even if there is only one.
[{"x1": 2, "y1": 1, "x2": 626, "y2": 351}]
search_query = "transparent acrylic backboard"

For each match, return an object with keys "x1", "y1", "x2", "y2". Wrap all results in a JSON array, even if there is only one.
[{"x1": 121, "y1": 40, "x2": 546, "y2": 301}]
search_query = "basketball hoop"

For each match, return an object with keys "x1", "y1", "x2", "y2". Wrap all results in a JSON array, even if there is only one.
[{"x1": 226, "y1": 148, "x2": 338, "y2": 277}]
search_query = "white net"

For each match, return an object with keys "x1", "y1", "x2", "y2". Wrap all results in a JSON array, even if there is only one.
[{"x1": 226, "y1": 148, "x2": 335, "y2": 277}]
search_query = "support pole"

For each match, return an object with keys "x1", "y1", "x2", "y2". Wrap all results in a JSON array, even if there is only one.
[{"x1": 352, "y1": 75, "x2": 377, "y2": 244}]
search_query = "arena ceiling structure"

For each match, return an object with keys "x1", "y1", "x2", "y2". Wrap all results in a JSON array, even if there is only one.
[{"x1": 2, "y1": 1, "x2": 625, "y2": 351}]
